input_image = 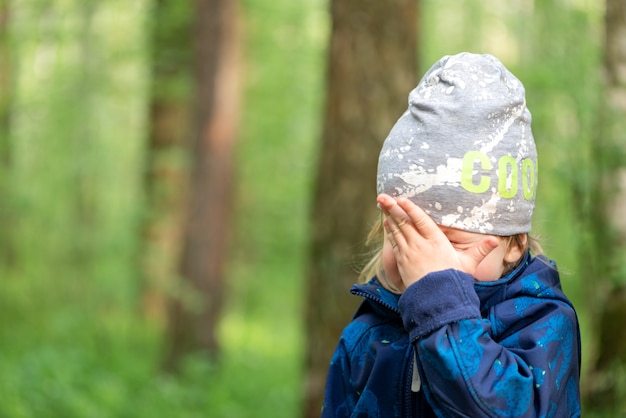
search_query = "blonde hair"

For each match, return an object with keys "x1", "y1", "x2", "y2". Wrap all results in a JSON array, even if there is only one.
[
  {"x1": 358, "y1": 217, "x2": 385, "y2": 284},
  {"x1": 357, "y1": 216, "x2": 542, "y2": 291}
]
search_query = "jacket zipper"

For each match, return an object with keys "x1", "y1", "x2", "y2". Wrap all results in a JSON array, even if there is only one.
[
  {"x1": 353, "y1": 286, "x2": 421, "y2": 416},
  {"x1": 350, "y1": 289, "x2": 401, "y2": 315},
  {"x1": 406, "y1": 347, "x2": 425, "y2": 417}
]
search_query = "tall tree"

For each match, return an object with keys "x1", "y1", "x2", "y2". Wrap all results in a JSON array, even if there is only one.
[
  {"x1": 164, "y1": 0, "x2": 241, "y2": 369},
  {"x1": 304, "y1": 1, "x2": 419, "y2": 416},
  {"x1": 142, "y1": 1, "x2": 193, "y2": 325},
  {"x1": 586, "y1": 0, "x2": 626, "y2": 410}
]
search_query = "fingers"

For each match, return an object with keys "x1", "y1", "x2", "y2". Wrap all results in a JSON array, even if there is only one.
[
  {"x1": 378, "y1": 193, "x2": 435, "y2": 243},
  {"x1": 383, "y1": 220, "x2": 398, "y2": 249},
  {"x1": 378, "y1": 193, "x2": 442, "y2": 239},
  {"x1": 382, "y1": 211, "x2": 408, "y2": 250},
  {"x1": 470, "y1": 236, "x2": 500, "y2": 263},
  {"x1": 395, "y1": 197, "x2": 440, "y2": 239},
  {"x1": 454, "y1": 236, "x2": 500, "y2": 277},
  {"x1": 377, "y1": 194, "x2": 504, "y2": 281},
  {"x1": 377, "y1": 194, "x2": 410, "y2": 224}
]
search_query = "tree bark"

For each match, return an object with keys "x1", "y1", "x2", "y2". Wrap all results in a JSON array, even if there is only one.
[
  {"x1": 142, "y1": 0, "x2": 193, "y2": 325},
  {"x1": 585, "y1": 0, "x2": 626, "y2": 409},
  {"x1": 164, "y1": 0, "x2": 240, "y2": 370},
  {"x1": 603, "y1": 0, "x2": 626, "y2": 231},
  {"x1": 304, "y1": 1, "x2": 419, "y2": 416}
]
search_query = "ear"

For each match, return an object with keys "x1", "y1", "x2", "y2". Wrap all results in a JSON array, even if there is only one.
[{"x1": 503, "y1": 234, "x2": 527, "y2": 264}]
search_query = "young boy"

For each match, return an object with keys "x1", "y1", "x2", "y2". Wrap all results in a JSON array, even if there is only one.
[{"x1": 321, "y1": 52, "x2": 581, "y2": 417}]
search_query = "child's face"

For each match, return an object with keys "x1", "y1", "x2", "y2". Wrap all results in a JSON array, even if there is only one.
[{"x1": 382, "y1": 225, "x2": 524, "y2": 292}]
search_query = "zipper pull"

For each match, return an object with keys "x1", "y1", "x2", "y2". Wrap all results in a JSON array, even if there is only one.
[{"x1": 411, "y1": 351, "x2": 421, "y2": 392}]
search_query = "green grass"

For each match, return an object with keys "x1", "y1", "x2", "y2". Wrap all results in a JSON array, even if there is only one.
[{"x1": 0, "y1": 274, "x2": 304, "y2": 418}]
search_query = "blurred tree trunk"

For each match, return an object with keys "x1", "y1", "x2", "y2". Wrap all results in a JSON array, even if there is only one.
[
  {"x1": 142, "y1": 1, "x2": 193, "y2": 325},
  {"x1": 585, "y1": 0, "x2": 626, "y2": 409},
  {"x1": 164, "y1": 0, "x2": 240, "y2": 370},
  {"x1": 0, "y1": 0, "x2": 14, "y2": 271},
  {"x1": 303, "y1": 1, "x2": 419, "y2": 416}
]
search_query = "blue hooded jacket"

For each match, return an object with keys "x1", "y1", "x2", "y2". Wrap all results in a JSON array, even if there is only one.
[{"x1": 322, "y1": 253, "x2": 581, "y2": 417}]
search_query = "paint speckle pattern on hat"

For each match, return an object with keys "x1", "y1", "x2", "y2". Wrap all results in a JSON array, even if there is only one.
[{"x1": 377, "y1": 52, "x2": 537, "y2": 235}]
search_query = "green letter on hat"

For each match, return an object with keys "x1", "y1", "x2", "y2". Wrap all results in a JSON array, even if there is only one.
[
  {"x1": 498, "y1": 155, "x2": 518, "y2": 199},
  {"x1": 461, "y1": 151, "x2": 492, "y2": 194}
]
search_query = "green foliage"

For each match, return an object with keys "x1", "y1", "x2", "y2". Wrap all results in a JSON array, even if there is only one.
[
  {"x1": 1, "y1": 0, "x2": 321, "y2": 416},
  {"x1": 0, "y1": 0, "x2": 623, "y2": 416}
]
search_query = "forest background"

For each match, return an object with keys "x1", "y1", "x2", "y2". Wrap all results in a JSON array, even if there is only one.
[{"x1": 1, "y1": 0, "x2": 624, "y2": 417}]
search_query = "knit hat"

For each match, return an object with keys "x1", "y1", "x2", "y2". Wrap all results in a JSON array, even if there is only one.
[{"x1": 377, "y1": 52, "x2": 537, "y2": 235}]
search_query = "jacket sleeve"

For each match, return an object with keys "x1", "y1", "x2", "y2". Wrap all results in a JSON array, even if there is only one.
[{"x1": 398, "y1": 269, "x2": 581, "y2": 418}]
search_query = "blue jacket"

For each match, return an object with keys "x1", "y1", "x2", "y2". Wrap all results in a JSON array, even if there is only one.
[{"x1": 322, "y1": 253, "x2": 581, "y2": 417}]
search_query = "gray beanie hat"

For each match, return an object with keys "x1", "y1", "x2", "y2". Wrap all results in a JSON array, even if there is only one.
[{"x1": 377, "y1": 52, "x2": 537, "y2": 235}]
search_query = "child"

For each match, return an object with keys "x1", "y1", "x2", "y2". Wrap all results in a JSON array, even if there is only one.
[{"x1": 321, "y1": 53, "x2": 581, "y2": 417}]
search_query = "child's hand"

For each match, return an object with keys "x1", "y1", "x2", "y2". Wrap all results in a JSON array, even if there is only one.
[{"x1": 376, "y1": 193, "x2": 499, "y2": 288}]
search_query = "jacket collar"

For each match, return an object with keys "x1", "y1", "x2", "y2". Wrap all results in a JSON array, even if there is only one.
[
  {"x1": 351, "y1": 251, "x2": 549, "y2": 314},
  {"x1": 351, "y1": 277, "x2": 401, "y2": 314}
]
